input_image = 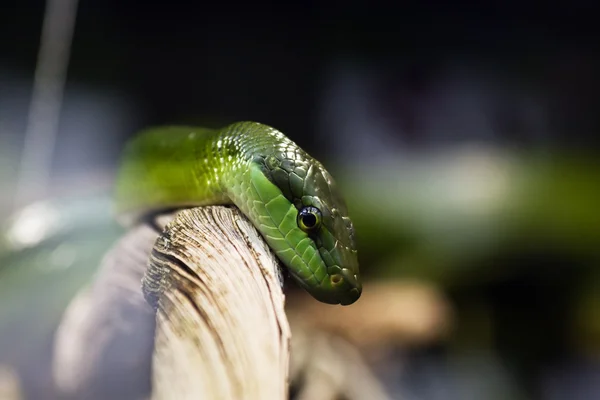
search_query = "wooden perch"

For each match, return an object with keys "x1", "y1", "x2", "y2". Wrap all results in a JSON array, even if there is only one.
[
  {"x1": 52, "y1": 206, "x2": 290, "y2": 400},
  {"x1": 146, "y1": 207, "x2": 290, "y2": 400}
]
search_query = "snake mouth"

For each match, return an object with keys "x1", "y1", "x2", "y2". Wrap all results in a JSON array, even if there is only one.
[
  {"x1": 341, "y1": 272, "x2": 362, "y2": 305},
  {"x1": 289, "y1": 269, "x2": 361, "y2": 305},
  {"x1": 340, "y1": 287, "x2": 361, "y2": 305},
  {"x1": 336, "y1": 268, "x2": 361, "y2": 305}
]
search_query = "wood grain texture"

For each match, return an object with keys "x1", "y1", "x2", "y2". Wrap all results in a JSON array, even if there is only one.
[
  {"x1": 52, "y1": 206, "x2": 290, "y2": 400},
  {"x1": 148, "y1": 207, "x2": 290, "y2": 400}
]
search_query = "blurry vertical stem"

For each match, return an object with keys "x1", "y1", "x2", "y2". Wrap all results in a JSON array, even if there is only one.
[{"x1": 15, "y1": 0, "x2": 79, "y2": 206}]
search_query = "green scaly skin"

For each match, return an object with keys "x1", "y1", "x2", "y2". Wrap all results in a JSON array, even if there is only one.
[{"x1": 115, "y1": 121, "x2": 361, "y2": 305}]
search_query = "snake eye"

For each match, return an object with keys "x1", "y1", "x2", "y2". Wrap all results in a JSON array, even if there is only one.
[{"x1": 297, "y1": 206, "x2": 322, "y2": 233}]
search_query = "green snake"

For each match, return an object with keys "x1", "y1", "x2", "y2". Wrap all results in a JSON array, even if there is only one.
[{"x1": 114, "y1": 121, "x2": 361, "y2": 305}]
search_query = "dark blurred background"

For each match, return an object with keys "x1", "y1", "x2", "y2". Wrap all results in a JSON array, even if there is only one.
[
  {"x1": 2, "y1": 1, "x2": 599, "y2": 176},
  {"x1": 2, "y1": 1, "x2": 600, "y2": 400}
]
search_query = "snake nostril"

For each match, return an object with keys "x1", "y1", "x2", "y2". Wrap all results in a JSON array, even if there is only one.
[{"x1": 330, "y1": 274, "x2": 343, "y2": 284}]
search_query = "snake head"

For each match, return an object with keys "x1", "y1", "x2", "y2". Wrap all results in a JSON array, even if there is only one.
[
  {"x1": 294, "y1": 163, "x2": 361, "y2": 306},
  {"x1": 246, "y1": 135, "x2": 361, "y2": 306}
]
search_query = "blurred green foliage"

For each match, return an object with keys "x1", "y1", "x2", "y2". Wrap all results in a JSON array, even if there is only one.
[{"x1": 335, "y1": 151, "x2": 600, "y2": 286}]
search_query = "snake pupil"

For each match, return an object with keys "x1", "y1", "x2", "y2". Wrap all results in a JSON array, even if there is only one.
[
  {"x1": 298, "y1": 206, "x2": 322, "y2": 232},
  {"x1": 302, "y1": 214, "x2": 316, "y2": 228}
]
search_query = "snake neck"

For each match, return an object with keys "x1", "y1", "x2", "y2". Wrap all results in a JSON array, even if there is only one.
[{"x1": 212, "y1": 121, "x2": 296, "y2": 197}]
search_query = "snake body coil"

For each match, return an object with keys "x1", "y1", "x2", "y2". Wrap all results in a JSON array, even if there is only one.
[{"x1": 115, "y1": 121, "x2": 361, "y2": 305}]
